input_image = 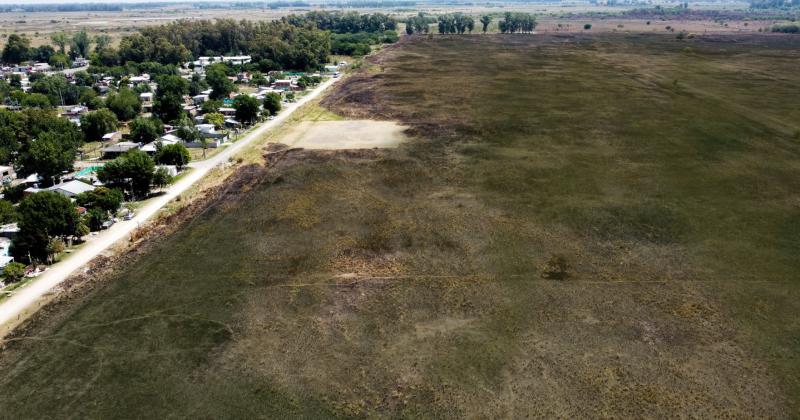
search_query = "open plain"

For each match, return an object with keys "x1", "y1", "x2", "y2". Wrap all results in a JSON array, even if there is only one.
[{"x1": 0, "y1": 33, "x2": 799, "y2": 417}]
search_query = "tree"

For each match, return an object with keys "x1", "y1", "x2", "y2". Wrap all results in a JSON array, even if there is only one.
[
  {"x1": 31, "y1": 45, "x2": 55, "y2": 63},
  {"x1": 152, "y1": 166, "x2": 173, "y2": 189},
  {"x1": 154, "y1": 143, "x2": 190, "y2": 169},
  {"x1": 206, "y1": 63, "x2": 235, "y2": 100},
  {"x1": 129, "y1": 117, "x2": 164, "y2": 144},
  {"x1": 97, "y1": 150, "x2": 155, "y2": 199},
  {"x1": 153, "y1": 75, "x2": 188, "y2": 122},
  {"x1": 80, "y1": 109, "x2": 119, "y2": 142},
  {"x1": 480, "y1": 16, "x2": 492, "y2": 33},
  {"x1": 584, "y1": 23, "x2": 593, "y2": 30},
  {"x1": 51, "y1": 32, "x2": 70, "y2": 54},
  {"x1": 1, "y1": 34, "x2": 30, "y2": 65},
  {"x1": 263, "y1": 92, "x2": 282, "y2": 115},
  {"x1": 234, "y1": 95, "x2": 260, "y2": 124},
  {"x1": 12, "y1": 191, "x2": 81, "y2": 262},
  {"x1": 48, "y1": 52, "x2": 72, "y2": 70},
  {"x1": 74, "y1": 187, "x2": 123, "y2": 214},
  {"x1": 204, "y1": 112, "x2": 224, "y2": 128},
  {"x1": 70, "y1": 29, "x2": 92, "y2": 58},
  {"x1": 0, "y1": 200, "x2": 16, "y2": 224},
  {"x1": 201, "y1": 99, "x2": 222, "y2": 114},
  {"x1": 188, "y1": 73, "x2": 208, "y2": 96},
  {"x1": 3, "y1": 262, "x2": 26, "y2": 283},
  {"x1": 17, "y1": 131, "x2": 75, "y2": 187},
  {"x1": 21, "y1": 93, "x2": 52, "y2": 109},
  {"x1": 94, "y1": 34, "x2": 112, "y2": 53},
  {"x1": 106, "y1": 87, "x2": 142, "y2": 121}
]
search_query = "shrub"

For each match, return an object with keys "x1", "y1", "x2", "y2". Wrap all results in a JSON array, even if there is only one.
[
  {"x1": 3, "y1": 262, "x2": 26, "y2": 283},
  {"x1": 584, "y1": 23, "x2": 592, "y2": 30}
]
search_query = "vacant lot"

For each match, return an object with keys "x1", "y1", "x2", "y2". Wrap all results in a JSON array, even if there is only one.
[
  {"x1": 283, "y1": 120, "x2": 409, "y2": 149},
  {"x1": 1, "y1": 34, "x2": 799, "y2": 417}
]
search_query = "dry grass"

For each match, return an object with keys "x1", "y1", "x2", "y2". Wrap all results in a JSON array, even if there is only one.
[{"x1": 0, "y1": 33, "x2": 798, "y2": 418}]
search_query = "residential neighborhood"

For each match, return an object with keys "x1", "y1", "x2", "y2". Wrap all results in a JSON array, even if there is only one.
[{"x1": 0, "y1": 35, "x2": 345, "y2": 290}]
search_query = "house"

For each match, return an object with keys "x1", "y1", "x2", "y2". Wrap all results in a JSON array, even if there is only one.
[
  {"x1": 141, "y1": 134, "x2": 181, "y2": 154},
  {"x1": 218, "y1": 107, "x2": 236, "y2": 117},
  {"x1": 62, "y1": 105, "x2": 87, "y2": 118},
  {"x1": 140, "y1": 92, "x2": 153, "y2": 104},
  {"x1": 0, "y1": 223, "x2": 19, "y2": 239},
  {"x1": 73, "y1": 57, "x2": 89, "y2": 67},
  {"x1": 101, "y1": 142, "x2": 141, "y2": 158},
  {"x1": 47, "y1": 180, "x2": 96, "y2": 198},
  {"x1": 32, "y1": 62, "x2": 51, "y2": 73},
  {"x1": 324, "y1": 65, "x2": 339, "y2": 73},
  {"x1": 272, "y1": 79, "x2": 294, "y2": 91},
  {"x1": 0, "y1": 165, "x2": 15, "y2": 185},
  {"x1": 102, "y1": 131, "x2": 122, "y2": 142},
  {"x1": 0, "y1": 237, "x2": 12, "y2": 269},
  {"x1": 129, "y1": 74, "x2": 150, "y2": 85},
  {"x1": 192, "y1": 94, "x2": 209, "y2": 105}
]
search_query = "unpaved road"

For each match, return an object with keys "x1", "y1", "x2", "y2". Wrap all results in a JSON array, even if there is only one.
[{"x1": 0, "y1": 77, "x2": 340, "y2": 336}]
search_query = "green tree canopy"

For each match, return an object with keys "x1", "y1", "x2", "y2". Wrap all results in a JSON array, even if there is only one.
[
  {"x1": 153, "y1": 75, "x2": 188, "y2": 123},
  {"x1": 12, "y1": 191, "x2": 81, "y2": 262},
  {"x1": 262, "y1": 92, "x2": 282, "y2": 116},
  {"x1": 154, "y1": 143, "x2": 190, "y2": 169},
  {"x1": 80, "y1": 109, "x2": 119, "y2": 142},
  {"x1": 1, "y1": 34, "x2": 30, "y2": 65},
  {"x1": 17, "y1": 131, "x2": 75, "y2": 187},
  {"x1": 206, "y1": 63, "x2": 235, "y2": 100},
  {"x1": 129, "y1": 117, "x2": 164, "y2": 144},
  {"x1": 233, "y1": 94, "x2": 260, "y2": 124},
  {"x1": 74, "y1": 186, "x2": 123, "y2": 214},
  {"x1": 106, "y1": 87, "x2": 142, "y2": 121},
  {"x1": 97, "y1": 149, "x2": 155, "y2": 199}
]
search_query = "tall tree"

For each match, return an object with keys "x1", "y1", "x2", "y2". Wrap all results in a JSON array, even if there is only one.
[
  {"x1": 106, "y1": 87, "x2": 142, "y2": 121},
  {"x1": 13, "y1": 191, "x2": 82, "y2": 263},
  {"x1": 51, "y1": 32, "x2": 70, "y2": 54},
  {"x1": 480, "y1": 16, "x2": 492, "y2": 33},
  {"x1": 129, "y1": 117, "x2": 164, "y2": 144},
  {"x1": 153, "y1": 75, "x2": 188, "y2": 123},
  {"x1": 154, "y1": 143, "x2": 190, "y2": 169},
  {"x1": 17, "y1": 131, "x2": 75, "y2": 187},
  {"x1": 206, "y1": 63, "x2": 235, "y2": 100},
  {"x1": 233, "y1": 95, "x2": 260, "y2": 124},
  {"x1": 80, "y1": 109, "x2": 119, "y2": 142},
  {"x1": 97, "y1": 150, "x2": 155, "y2": 199},
  {"x1": 262, "y1": 92, "x2": 282, "y2": 116},
  {"x1": 1, "y1": 34, "x2": 30, "y2": 64},
  {"x1": 70, "y1": 29, "x2": 92, "y2": 58}
]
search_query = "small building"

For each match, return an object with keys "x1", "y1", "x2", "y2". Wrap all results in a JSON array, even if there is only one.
[
  {"x1": 47, "y1": 180, "x2": 96, "y2": 198},
  {"x1": 218, "y1": 107, "x2": 236, "y2": 117},
  {"x1": 0, "y1": 165, "x2": 15, "y2": 185},
  {"x1": 0, "y1": 236, "x2": 14, "y2": 267},
  {"x1": 192, "y1": 94, "x2": 209, "y2": 105},
  {"x1": 101, "y1": 142, "x2": 141, "y2": 158},
  {"x1": 0, "y1": 223, "x2": 19, "y2": 239},
  {"x1": 139, "y1": 92, "x2": 153, "y2": 104},
  {"x1": 324, "y1": 65, "x2": 339, "y2": 73},
  {"x1": 102, "y1": 131, "x2": 122, "y2": 142}
]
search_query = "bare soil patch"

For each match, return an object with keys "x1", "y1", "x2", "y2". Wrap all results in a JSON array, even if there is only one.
[{"x1": 281, "y1": 120, "x2": 409, "y2": 150}]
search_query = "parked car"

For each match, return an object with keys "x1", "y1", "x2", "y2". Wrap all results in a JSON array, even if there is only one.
[
  {"x1": 124, "y1": 212, "x2": 135, "y2": 221},
  {"x1": 101, "y1": 219, "x2": 115, "y2": 229}
]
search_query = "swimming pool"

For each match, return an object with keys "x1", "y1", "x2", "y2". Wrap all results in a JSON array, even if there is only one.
[{"x1": 75, "y1": 166, "x2": 101, "y2": 178}]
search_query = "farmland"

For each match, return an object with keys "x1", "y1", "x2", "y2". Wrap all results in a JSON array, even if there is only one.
[{"x1": 1, "y1": 33, "x2": 799, "y2": 417}]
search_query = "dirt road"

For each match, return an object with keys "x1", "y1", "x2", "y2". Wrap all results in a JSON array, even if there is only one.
[{"x1": 0, "y1": 77, "x2": 340, "y2": 337}]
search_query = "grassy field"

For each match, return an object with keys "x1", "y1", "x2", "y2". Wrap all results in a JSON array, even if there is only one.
[{"x1": 1, "y1": 33, "x2": 799, "y2": 417}]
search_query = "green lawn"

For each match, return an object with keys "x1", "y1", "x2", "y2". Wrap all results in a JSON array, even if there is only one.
[{"x1": 0, "y1": 33, "x2": 798, "y2": 417}]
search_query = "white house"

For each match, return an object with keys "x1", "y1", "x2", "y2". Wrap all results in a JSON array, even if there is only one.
[
  {"x1": 47, "y1": 180, "x2": 95, "y2": 198},
  {"x1": 0, "y1": 165, "x2": 15, "y2": 185},
  {"x1": 102, "y1": 131, "x2": 122, "y2": 142}
]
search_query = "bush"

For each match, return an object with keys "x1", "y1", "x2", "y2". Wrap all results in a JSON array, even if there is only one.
[
  {"x1": 772, "y1": 24, "x2": 800, "y2": 33},
  {"x1": 542, "y1": 254, "x2": 570, "y2": 280},
  {"x1": 3, "y1": 262, "x2": 26, "y2": 283},
  {"x1": 584, "y1": 23, "x2": 592, "y2": 30}
]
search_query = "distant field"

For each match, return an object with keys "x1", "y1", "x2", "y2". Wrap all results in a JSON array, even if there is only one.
[{"x1": 1, "y1": 33, "x2": 799, "y2": 417}]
